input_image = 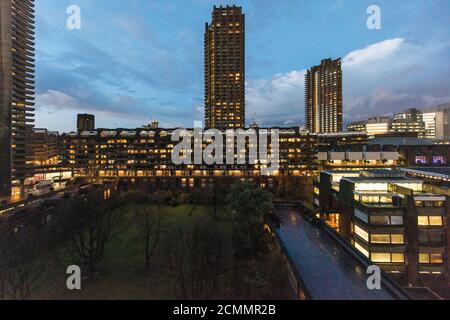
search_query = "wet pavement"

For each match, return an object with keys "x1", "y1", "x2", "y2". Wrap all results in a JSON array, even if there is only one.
[{"x1": 275, "y1": 207, "x2": 398, "y2": 300}]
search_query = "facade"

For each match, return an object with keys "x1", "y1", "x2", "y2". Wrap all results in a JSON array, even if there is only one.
[
  {"x1": 305, "y1": 58, "x2": 343, "y2": 134},
  {"x1": 0, "y1": 0, "x2": 36, "y2": 196},
  {"x1": 61, "y1": 127, "x2": 317, "y2": 180},
  {"x1": 422, "y1": 104, "x2": 450, "y2": 141},
  {"x1": 25, "y1": 127, "x2": 71, "y2": 186},
  {"x1": 204, "y1": 5, "x2": 245, "y2": 130},
  {"x1": 347, "y1": 106, "x2": 450, "y2": 141},
  {"x1": 391, "y1": 109, "x2": 425, "y2": 137},
  {"x1": 366, "y1": 117, "x2": 392, "y2": 137},
  {"x1": 317, "y1": 169, "x2": 450, "y2": 287},
  {"x1": 317, "y1": 138, "x2": 449, "y2": 172},
  {"x1": 77, "y1": 113, "x2": 95, "y2": 132},
  {"x1": 26, "y1": 127, "x2": 61, "y2": 167},
  {"x1": 347, "y1": 120, "x2": 367, "y2": 132}
]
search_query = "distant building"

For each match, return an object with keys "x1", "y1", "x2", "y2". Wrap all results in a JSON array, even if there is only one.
[
  {"x1": 204, "y1": 5, "x2": 245, "y2": 130},
  {"x1": 347, "y1": 105, "x2": 450, "y2": 141},
  {"x1": 366, "y1": 117, "x2": 392, "y2": 137},
  {"x1": 391, "y1": 108, "x2": 426, "y2": 137},
  {"x1": 305, "y1": 58, "x2": 343, "y2": 134},
  {"x1": 77, "y1": 114, "x2": 95, "y2": 132},
  {"x1": 422, "y1": 104, "x2": 450, "y2": 141},
  {"x1": 347, "y1": 120, "x2": 367, "y2": 133},
  {"x1": 0, "y1": 0, "x2": 36, "y2": 196}
]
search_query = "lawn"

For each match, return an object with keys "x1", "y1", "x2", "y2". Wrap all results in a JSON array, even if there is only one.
[{"x1": 34, "y1": 204, "x2": 239, "y2": 300}]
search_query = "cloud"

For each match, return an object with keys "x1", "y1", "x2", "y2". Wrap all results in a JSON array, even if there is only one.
[
  {"x1": 247, "y1": 37, "x2": 450, "y2": 126},
  {"x1": 246, "y1": 70, "x2": 306, "y2": 127},
  {"x1": 36, "y1": 90, "x2": 79, "y2": 114},
  {"x1": 343, "y1": 38, "x2": 405, "y2": 67}
]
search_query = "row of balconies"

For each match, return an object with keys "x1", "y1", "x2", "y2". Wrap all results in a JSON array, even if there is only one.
[{"x1": 317, "y1": 151, "x2": 399, "y2": 161}]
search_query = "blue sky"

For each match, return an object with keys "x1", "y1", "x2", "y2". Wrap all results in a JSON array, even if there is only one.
[{"x1": 35, "y1": 0, "x2": 450, "y2": 132}]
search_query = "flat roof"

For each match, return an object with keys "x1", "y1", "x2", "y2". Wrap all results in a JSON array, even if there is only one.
[
  {"x1": 402, "y1": 167, "x2": 450, "y2": 178},
  {"x1": 342, "y1": 176, "x2": 422, "y2": 183},
  {"x1": 274, "y1": 207, "x2": 404, "y2": 300},
  {"x1": 369, "y1": 137, "x2": 434, "y2": 146}
]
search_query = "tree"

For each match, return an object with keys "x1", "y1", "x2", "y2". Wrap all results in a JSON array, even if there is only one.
[
  {"x1": 0, "y1": 228, "x2": 47, "y2": 300},
  {"x1": 55, "y1": 190, "x2": 122, "y2": 273},
  {"x1": 163, "y1": 216, "x2": 232, "y2": 299},
  {"x1": 133, "y1": 205, "x2": 162, "y2": 268},
  {"x1": 227, "y1": 180, "x2": 273, "y2": 259}
]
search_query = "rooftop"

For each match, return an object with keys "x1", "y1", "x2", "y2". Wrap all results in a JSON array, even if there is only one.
[{"x1": 369, "y1": 137, "x2": 434, "y2": 146}]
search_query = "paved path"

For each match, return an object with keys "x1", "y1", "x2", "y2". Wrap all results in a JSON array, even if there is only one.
[{"x1": 275, "y1": 207, "x2": 399, "y2": 300}]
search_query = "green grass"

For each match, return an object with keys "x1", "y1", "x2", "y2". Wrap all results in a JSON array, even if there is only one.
[{"x1": 34, "y1": 204, "x2": 231, "y2": 300}]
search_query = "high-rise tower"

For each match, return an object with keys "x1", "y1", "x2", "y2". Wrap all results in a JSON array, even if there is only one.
[
  {"x1": 0, "y1": 0, "x2": 36, "y2": 195},
  {"x1": 204, "y1": 5, "x2": 245, "y2": 130},
  {"x1": 305, "y1": 58, "x2": 343, "y2": 133}
]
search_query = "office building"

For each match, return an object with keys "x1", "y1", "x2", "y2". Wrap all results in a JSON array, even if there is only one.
[
  {"x1": 204, "y1": 5, "x2": 245, "y2": 130},
  {"x1": 347, "y1": 120, "x2": 367, "y2": 133},
  {"x1": 0, "y1": 0, "x2": 36, "y2": 196},
  {"x1": 305, "y1": 58, "x2": 343, "y2": 134},
  {"x1": 365, "y1": 117, "x2": 392, "y2": 137},
  {"x1": 348, "y1": 105, "x2": 450, "y2": 141},
  {"x1": 391, "y1": 108, "x2": 426, "y2": 137},
  {"x1": 317, "y1": 169, "x2": 450, "y2": 287},
  {"x1": 423, "y1": 104, "x2": 450, "y2": 141},
  {"x1": 77, "y1": 113, "x2": 95, "y2": 132}
]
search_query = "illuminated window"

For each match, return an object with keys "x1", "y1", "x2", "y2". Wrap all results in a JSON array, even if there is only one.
[
  {"x1": 418, "y1": 216, "x2": 443, "y2": 226},
  {"x1": 420, "y1": 253, "x2": 443, "y2": 264},
  {"x1": 371, "y1": 234, "x2": 391, "y2": 244},
  {"x1": 354, "y1": 242, "x2": 369, "y2": 257},
  {"x1": 371, "y1": 253, "x2": 391, "y2": 263},
  {"x1": 415, "y1": 156, "x2": 427, "y2": 164},
  {"x1": 392, "y1": 253, "x2": 405, "y2": 263},
  {"x1": 354, "y1": 225, "x2": 369, "y2": 242},
  {"x1": 432, "y1": 156, "x2": 446, "y2": 165},
  {"x1": 371, "y1": 253, "x2": 405, "y2": 263},
  {"x1": 391, "y1": 234, "x2": 404, "y2": 244},
  {"x1": 370, "y1": 234, "x2": 404, "y2": 244}
]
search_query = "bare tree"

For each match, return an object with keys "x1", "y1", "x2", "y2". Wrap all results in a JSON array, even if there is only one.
[
  {"x1": 133, "y1": 205, "x2": 162, "y2": 268},
  {"x1": 57, "y1": 191, "x2": 122, "y2": 273},
  {"x1": 0, "y1": 228, "x2": 47, "y2": 300},
  {"x1": 163, "y1": 216, "x2": 232, "y2": 299}
]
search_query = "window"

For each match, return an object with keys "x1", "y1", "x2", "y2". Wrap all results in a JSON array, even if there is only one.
[
  {"x1": 370, "y1": 234, "x2": 404, "y2": 244},
  {"x1": 420, "y1": 253, "x2": 443, "y2": 264},
  {"x1": 354, "y1": 242, "x2": 369, "y2": 257},
  {"x1": 354, "y1": 209, "x2": 368, "y2": 223},
  {"x1": 392, "y1": 253, "x2": 405, "y2": 263},
  {"x1": 372, "y1": 253, "x2": 391, "y2": 263},
  {"x1": 418, "y1": 216, "x2": 443, "y2": 226},
  {"x1": 371, "y1": 253, "x2": 405, "y2": 263},
  {"x1": 430, "y1": 216, "x2": 443, "y2": 226},
  {"x1": 432, "y1": 156, "x2": 446, "y2": 165},
  {"x1": 415, "y1": 200, "x2": 445, "y2": 207},
  {"x1": 431, "y1": 254, "x2": 444, "y2": 264},
  {"x1": 371, "y1": 234, "x2": 391, "y2": 244},
  {"x1": 391, "y1": 234, "x2": 405, "y2": 244},
  {"x1": 370, "y1": 215, "x2": 390, "y2": 225},
  {"x1": 370, "y1": 215, "x2": 403, "y2": 226},
  {"x1": 415, "y1": 156, "x2": 427, "y2": 165},
  {"x1": 354, "y1": 225, "x2": 369, "y2": 242},
  {"x1": 418, "y1": 216, "x2": 428, "y2": 226},
  {"x1": 390, "y1": 216, "x2": 404, "y2": 225},
  {"x1": 422, "y1": 233, "x2": 445, "y2": 245}
]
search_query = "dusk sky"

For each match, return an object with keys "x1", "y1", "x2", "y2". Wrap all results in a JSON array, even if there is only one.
[{"x1": 35, "y1": 0, "x2": 450, "y2": 132}]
